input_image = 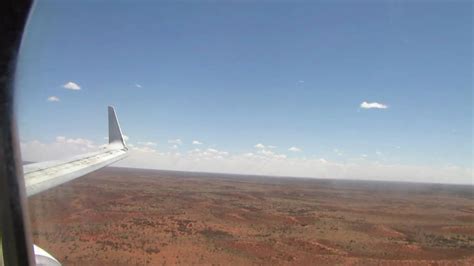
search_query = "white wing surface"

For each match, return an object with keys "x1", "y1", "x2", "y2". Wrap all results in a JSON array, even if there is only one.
[{"x1": 23, "y1": 106, "x2": 128, "y2": 197}]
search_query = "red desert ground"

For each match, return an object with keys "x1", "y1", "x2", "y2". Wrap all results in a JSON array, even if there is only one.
[{"x1": 28, "y1": 167, "x2": 473, "y2": 265}]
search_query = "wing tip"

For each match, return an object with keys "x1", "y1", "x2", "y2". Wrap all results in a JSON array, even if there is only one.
[{"x1": 108, "y1": 106, "x2": 127, "y2": 148}]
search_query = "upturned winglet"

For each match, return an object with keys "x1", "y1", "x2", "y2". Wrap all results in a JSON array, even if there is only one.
[{"x1": 108, "y1": 106, "x2": 127, "y2": 148}]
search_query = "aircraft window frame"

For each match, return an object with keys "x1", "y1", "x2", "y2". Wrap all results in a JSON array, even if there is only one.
[{"x1": 1, "y1": 0, "x2": 35, "y2": 265}]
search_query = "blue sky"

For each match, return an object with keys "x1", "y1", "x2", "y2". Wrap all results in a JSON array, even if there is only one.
[{"x1": 16, "y1": 1, "x2": 472, "y2": 183}]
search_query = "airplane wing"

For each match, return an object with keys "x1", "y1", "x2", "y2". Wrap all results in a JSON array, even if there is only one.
[
  {"x1": 23, "y1": 106, "x2": 129, "y2": 197},
  {"x1": 22, "y1": 106, "x2": 129, "y2": 265}
]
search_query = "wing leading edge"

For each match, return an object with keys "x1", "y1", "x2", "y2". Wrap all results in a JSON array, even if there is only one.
[{"x1": 23, "y1": 106, "x2": 129, "y2": 197}]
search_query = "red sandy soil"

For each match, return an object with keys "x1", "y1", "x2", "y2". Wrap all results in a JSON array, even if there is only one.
[{"x1": 28, "y1": 167, "x2": 474, "y2": 265}]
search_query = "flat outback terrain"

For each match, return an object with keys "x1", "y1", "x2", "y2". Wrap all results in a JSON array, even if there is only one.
[{"x1": 28, "y1": 167, "x2": 473, "y2": 265}]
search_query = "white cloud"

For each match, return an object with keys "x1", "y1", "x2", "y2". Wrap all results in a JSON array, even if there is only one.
[
  {"x1": 20, "y1": 136, "x2": 98, "y2": 161},
  {"x1": 192, "y1": 140, "x2": 203, "y2": 145},
  {"x1": 137, "y1": 141, "x2": 157, "y2": 147},
  {"x1": 360, "y1": 101, "x2": 388, "y2": 109},
  {"x1": 63, "y1": 81, "x2": 81, "y2": 90},
  {"x1": 168, "y1": 139, "x2": 182, "y2": 145},
  {"x1": 118, "y1": 148, "x2": 471, "y2": 185},
  {"x1": 333, "y1": 148, "x2": 343, "y2": 156},
  {"x1": 288, "y1": 146, "x2": 302, "y2": 152},
  {"x1": 254, "y1": 143, "x2": 277, "y2": 149},
  {"x1": 254, "y1": 143, "x2": 265, "y2": 149},
  {"x1": 132, "y1": 146, "x2": 156, "y2": 153},
  {"x1": 19, "y1": 138, "x2": 473, "y2": 185},
  {"x1": 123, "y1": 135, "x2": 129, "y2": 141},
  {"x1": 187, "y1": 147, "x2": 230, "y2": 160},
  {"x1": 55, "y1": 136, "x2": 96, "y2": 148},
  {"x1": 259, "y1": 149, "x2": 274, "y2": 156},
  {"x1": 256, "y1": 149, "x2": 287, "y2": 159},
  {"x1": 47, "y1": 96, "x2": 60, "y2": 102},
  {"x1": 135, "y1": 84, "x2": 142, "y2": 88}
]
